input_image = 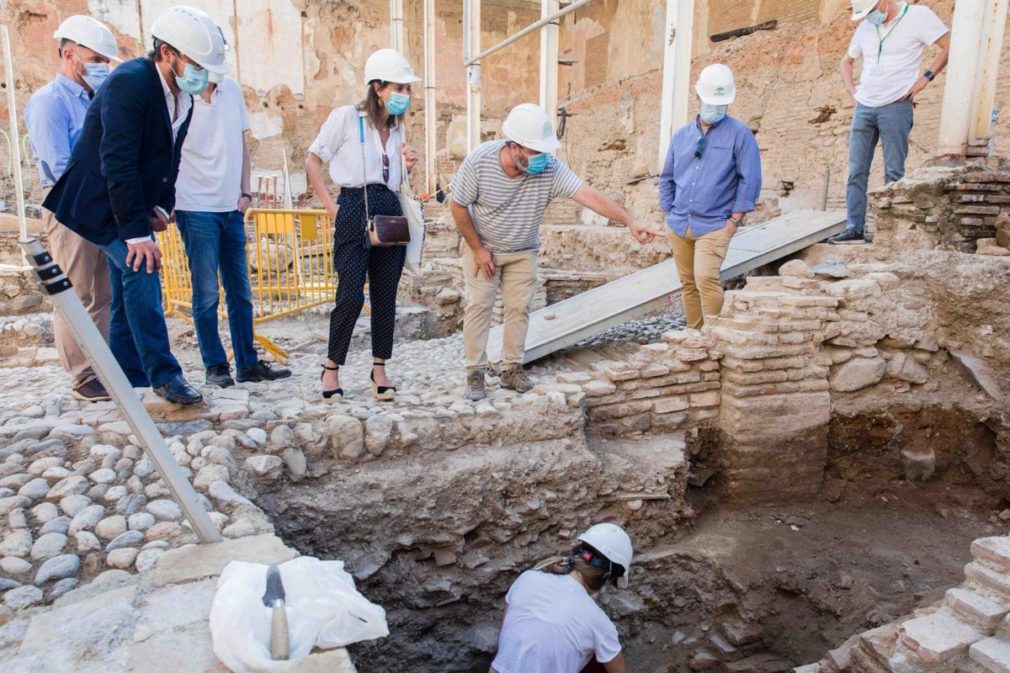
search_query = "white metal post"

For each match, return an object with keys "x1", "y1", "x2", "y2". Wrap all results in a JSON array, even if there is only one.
[
  {"x1": 539, "y1": 0, "x2": 560, "y2": 120},
  {"x1": 464, "y1": 0, "x2": 482, "y2": 153},
  {"x1": 938, "y1": 0, "x2": 986, "y2": 155},
  {"x1": 1, "y1": 26, "x2": 28, "y2": 241},
  {"x1": 658, "y1": 0, "x2": 695, "y2": 173},
  {"x1": 424, "y1": 0, "x2": 437, "y2": 195},
  {"x1": 969, "y1": 0, "x2": 1009, "y2": 152},
  {"x1": 389, "y1": 0, "x2": 405, "y2": 52}
]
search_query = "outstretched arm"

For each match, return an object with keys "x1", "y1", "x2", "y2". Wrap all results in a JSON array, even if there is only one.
[{"x1": 572, "y1": 185, "x2": 661, "y2": 245}]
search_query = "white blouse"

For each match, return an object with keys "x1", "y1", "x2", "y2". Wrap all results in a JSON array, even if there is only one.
[{"x1": 307, "y1": 105, "x2": 403, "y2": 191}]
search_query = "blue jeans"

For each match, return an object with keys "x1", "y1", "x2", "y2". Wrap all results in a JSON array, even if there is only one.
[
  {"x1": 175, "y1": 210, "x2": 258, "y2": 372},
  {"x1": 100, "y1": 239, "x2": 183, "y2": 389},
  {"x1": 845, "y1": 100, "x2": 914, "y2": 235}
]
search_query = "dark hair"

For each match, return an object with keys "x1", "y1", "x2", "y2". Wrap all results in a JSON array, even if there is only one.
[
  {"x1": 58, "y1": 38, "x2": 72, "y2": 58},
  {"x1": 539, "y1": 543, "x2": 622, "y2": 592},
  {"x1": 358, "y1": 81, "x2": 399, "y2": 131},
  {"x1": 148, "y1": 38, "x2": 173, "y2": 61}
]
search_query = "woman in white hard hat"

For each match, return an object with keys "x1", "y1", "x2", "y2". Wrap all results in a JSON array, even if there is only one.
[
  {"x1": 491, "y1": 523, "x2": 633, "y2": 673},
  {"x1": 306, "y1": 49, "x2": 420, "y2": 403}
]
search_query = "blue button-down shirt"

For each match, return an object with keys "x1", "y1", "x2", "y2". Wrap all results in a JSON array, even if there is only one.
[
  {"x1": 659, "y1": 115, "x2": 762, "y2": 237},
  {"x1": 24, "y1": 74, "x2": 92, "y2": 189}
]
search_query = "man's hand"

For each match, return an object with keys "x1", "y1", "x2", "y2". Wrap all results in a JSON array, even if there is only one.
[
  {"x1": 126, "y1": 240, "x2": 162, "y2": 274},
  {"x1": 151, "y1": 208, "x2": 169, "y2": 233},
  {"x1": 237, "y1": 194, "x2": 252, "y2": 214},
  {"x1": 326, "y1": 203, "x2": 339, "y2": 223},
  {"x1": 628, "y1": 219, "x2": 661, "y2": 245},
  {"x1": 473, "y1": 246, "x2": 496, "y2": 280},
  {"x1": 725, "y1": 218, "x2": 739, "y2": 236},
  {"x1": 901, "y1": 76, "x2": 929, "y2": 104},
  {"x1": 402, "y1": 144, "x2": 420, "y2": 171}
]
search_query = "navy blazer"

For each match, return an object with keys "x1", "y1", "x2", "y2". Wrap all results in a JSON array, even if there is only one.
[{"x1": 43, "y1": 57, "x2": 192, "y2": 245}]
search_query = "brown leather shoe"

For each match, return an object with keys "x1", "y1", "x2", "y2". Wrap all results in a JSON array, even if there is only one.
[
  {"x1": 72, "y1": 379, "x2": 111, "y2": 402},
  {"x1": 500, "y1": 365, "x2": 533, "y2": 393}
]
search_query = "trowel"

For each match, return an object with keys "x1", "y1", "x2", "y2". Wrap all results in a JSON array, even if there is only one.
[{"x1": 262, "y1": 565, "x2": 290, "y2": 660}]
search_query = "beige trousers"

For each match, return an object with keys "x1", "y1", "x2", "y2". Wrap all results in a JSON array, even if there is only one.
[
  {"x1": 44, "y1": 211, "x2": 111, "y2": 388},
  {"x1": 461, "y1": 243, "x2": 538, "y2": 370},
  {"x1": 669, "y1": 225, "x2": 734, "y2": 330}
]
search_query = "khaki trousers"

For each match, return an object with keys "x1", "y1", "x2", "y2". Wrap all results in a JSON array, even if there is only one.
[
  {"x1": 44, "y1": 211, "x2": 111, "y2": 388},
  {"x1": 461, "y1": 243, "x2": 538, "y2": 370},
  {"x1": 669, "y1": 225, "x2": 734, "y2": 330}
]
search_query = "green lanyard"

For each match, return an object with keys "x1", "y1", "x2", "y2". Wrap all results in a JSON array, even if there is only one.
[{"x1": 876, "y1": 3, "x2": 910, "y2": 61}]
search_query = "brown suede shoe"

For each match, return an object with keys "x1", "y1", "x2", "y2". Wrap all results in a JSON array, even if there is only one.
[
  {"x1": 500, "y1": 365, "x2": 533, "y2": 393},
  {"x1": 72, "y1": 379, "x2": 111, "y2": 402}
]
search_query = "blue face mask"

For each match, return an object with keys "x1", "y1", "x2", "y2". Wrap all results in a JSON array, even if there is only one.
[
  {"x1": 700, "y1": 103, "x2": 727, "y2": 125},
  {"x1": 81, "y1": 62, "x2": 110, "y2": 92},
  {"x1": 385, "y1": 92, "x2": 410, "y2": 116},
  {"x1": 175, "y1": 61, "x2": 209, "y2": 96},
  {"x1": 522, "y1": 151, "x2": 549, "y2": 175},
  {"x1": 865, "y1": 8, "x2": 888, "y2": 25}
]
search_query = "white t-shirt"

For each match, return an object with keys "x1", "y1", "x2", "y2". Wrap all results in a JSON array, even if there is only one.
[
  {"x1": 175, "y1": 77, "x2": 250, "y2": 212},
  {"x1": 307, "y1": 105, "x2": 404, "y2": 191},
  {"x1": 491, "y1": 571, "x2": 621, "y2": 673},
  {"x1": 848, "y1": 3, "x2": 949, "y2": 108}
]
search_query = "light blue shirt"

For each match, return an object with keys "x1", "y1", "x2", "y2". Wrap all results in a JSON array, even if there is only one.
[
  {"x1": 659, "y1": 115, "x2": 763, "y2": 237},
  {"x1": 24, "y1": 74, "x2": 92, "y2": 189}
]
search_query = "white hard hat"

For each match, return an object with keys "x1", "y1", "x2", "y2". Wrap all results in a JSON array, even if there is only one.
[
  {"x1": 364, "y1": 48, "x2": 421, "y2": 85},
  {"x1": 501, "y1": 103, "x2": 560, "y2": 154},
  {"x1": 53, "y1": 15, "x2": 120, "y2": 62},
  {"x1": 151, "y1": 5, "x2": 229, "y2": 75},
  {"x1": 578, "y1": 523, "x2": 633, "y2": 588},
  {"x1": 850, "y1": 0, "x2": 881, "y2": 21},
  {"x1": 695, "y1": 63, "x2": 736, "y2": 106}
]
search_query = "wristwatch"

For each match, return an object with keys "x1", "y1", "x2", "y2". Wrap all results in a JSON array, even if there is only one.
[
  {"x1": 240, "y1": 192, "x2": 253, "y2": 200},
  {"x1": 923, "y1": 70, "x2": 935, "y2": 81},
  {"x1": 729, "y1": 216, "x2": 743, "y2": 225}
]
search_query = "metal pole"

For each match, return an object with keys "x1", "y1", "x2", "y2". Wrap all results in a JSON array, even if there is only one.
[
  {"x1": 822, "y1": 165, "x2": 831, "y2": 211},
  {"x1": 423, "y1": 0, "x2": 437, "y2": 195},
  {"x1": 464, "y1": 0, "x2": 481, "y2": 153},
  {"x1": 539, "y1": 0, "x2": 560, "y2": 119},
  {"x1": 969, "y1": 0, "x2": 1009, "y2": 153},
  {"x1": 19, "y1": 239, "x2": 223, "y2": 543},
  {"x1": 938, "y1": 0, "x2": 986, "y2": 156},
  {"x1": 2, "y1": 26, "x2": 28, "y2": 241},
  {"x1": 658, "y1": 0, "x2": 695, "y2": 173},
  {"x1": 465, "y1": 0, "x2": 593, "y2": 66},
  {"x1": 389, "y1": 0, "x2": 405, "y2": 52}
]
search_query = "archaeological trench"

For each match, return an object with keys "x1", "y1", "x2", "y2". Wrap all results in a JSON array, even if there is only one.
[{"x1": 0, "y1": 158, "x2": 1009, "y2": 673}]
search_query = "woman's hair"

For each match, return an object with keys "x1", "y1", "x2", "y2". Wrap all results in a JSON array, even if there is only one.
[
  {"x1": 537, "y1": 543, "x2": 615, "y2": 592},
  {"x1": 358, "y1": 81, "x2": 399, "y2": 130}
]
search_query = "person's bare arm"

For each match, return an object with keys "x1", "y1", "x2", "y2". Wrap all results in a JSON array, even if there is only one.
[
  {"x1": 238, "y1": 133, "x2": 252, "y2": 214},
  {"x1": 602, "y1": 652, "x2": 628, "y2": 673},
  {"x1": 450, "y1": 199, "x2": 495, "y2": 279},
  {"x1": 840, "y1": 54, "x2": 857, "y2": 103},
  {"x1": 305, "y1": 152, "x2": 338, "y2": 222},
  {"x1": 903, "y1": 32, "x2": 951, "y2": 102},
  {"x1": 571, "y1": 185, "x2": 660, "y2": 245}
]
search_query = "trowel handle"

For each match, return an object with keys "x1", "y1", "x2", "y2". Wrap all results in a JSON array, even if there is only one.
[{"x1": 270, "y1": 599, "x2": 290, "y2": 661}]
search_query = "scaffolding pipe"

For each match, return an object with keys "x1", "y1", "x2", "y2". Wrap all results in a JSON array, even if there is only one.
[
  {"x1": 969, "y1": 0, "x2": 1009, "y2": 151},
  {"x1": 389, "y1": 0, "x2": 405, "y2": 52},
  {"x1": 19, "y1": 238, "x2": 223, "y2": 544},
  {"x1": 938, "y1": 0, "x2": 986, "y2": 155},
  {"x1": 464, "y1": 0, "x2": 481, "y2": 153},
  {"x1": 424, "y1": 0, "x2": 437, "y2": 195},
  {"x1": 539, "y1": 0, "x2": 560, "y2": 120},
  {"x1": 2, "y1": 26, "x2": 28, "y2": 241},
  {"x1": 658, "y1": 0, "x2": 695, "y2": 173},
  {"x1": 464, "y1": 0, "x2": 594, "y2": 67}
]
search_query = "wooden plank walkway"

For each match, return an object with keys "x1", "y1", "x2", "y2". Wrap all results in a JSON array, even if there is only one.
[{"x1": 486, "y1": 210, "x2": 847, "y2": 364}]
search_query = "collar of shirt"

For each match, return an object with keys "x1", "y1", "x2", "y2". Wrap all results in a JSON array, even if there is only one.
[
  {"x1": 55, "y1": 73, "x2": 90, "y2": 102},
  {"x1": 155, "y1": 62, "x2": 192, "y2": 136}
]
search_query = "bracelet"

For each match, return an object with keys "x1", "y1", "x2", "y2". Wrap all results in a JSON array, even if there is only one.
[
  {"x1": 729, "y1": 216, "x2": 742, "y2": 225},
  {"x1": 240, "y1": 192, "x2": 253, "y2": 200}
]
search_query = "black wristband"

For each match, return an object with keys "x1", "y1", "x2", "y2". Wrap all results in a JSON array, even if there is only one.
[
  {"x1": 924, "y1": 70, "x2": 935, "y2": 81},
  {"x1": 240, "y1": 192, "x2": 253, "y2": 200}
]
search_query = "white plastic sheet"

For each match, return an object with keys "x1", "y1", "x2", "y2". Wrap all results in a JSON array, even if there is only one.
[{"x1": 209, "y1": 556, "x2": 388, "y2": 673}]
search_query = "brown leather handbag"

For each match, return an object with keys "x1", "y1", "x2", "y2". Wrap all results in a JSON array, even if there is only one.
[{"x1": 358, "y1": 114, "x2": 410, "y2": 247}]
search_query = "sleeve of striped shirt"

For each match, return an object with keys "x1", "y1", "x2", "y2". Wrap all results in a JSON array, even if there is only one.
[
  {"x1": 451, "y1": 153, "x2": 480, "y2": 207},
  {"x1": 307, "y1": 107, "x2": 350, "y2": 163},
  {"x1": 550, "y1": 159, "x2": 583, "y2": 199}
]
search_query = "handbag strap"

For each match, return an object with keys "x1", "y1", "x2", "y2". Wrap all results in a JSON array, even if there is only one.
[{"x1": 357, "y1": 113, "x2": 371, "y2": 222}]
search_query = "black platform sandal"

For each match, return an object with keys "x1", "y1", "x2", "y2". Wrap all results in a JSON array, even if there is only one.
[
  {"x1": 371, "y1": 360, "x2": 396, "y2": 401},
  {"x1": 321, "y1": 364, "x2": 343, "y2": 401}
]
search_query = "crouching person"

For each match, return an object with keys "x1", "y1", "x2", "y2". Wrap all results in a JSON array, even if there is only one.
[{"x1": 491, "y1": 523, "x2": 633, "y2": 673}]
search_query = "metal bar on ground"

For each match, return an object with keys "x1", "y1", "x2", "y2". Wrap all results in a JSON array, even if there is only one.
[
  {"x1": 2, "y1": 25, "x2": 28, "y2": 241},
  {"x1": 464, "y1": 0, "x2": 594, "y2": 66},
  {"x1": 19, "y1": 239, "x2": 222, "y2": 543},
  {"x1": 487, "y1": 210, "x2": 847, "y2": 364}
]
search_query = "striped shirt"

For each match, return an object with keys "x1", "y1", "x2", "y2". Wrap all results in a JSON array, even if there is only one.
[{"x1": 452, "y1": 140, "x2": 583, "y2": 252}]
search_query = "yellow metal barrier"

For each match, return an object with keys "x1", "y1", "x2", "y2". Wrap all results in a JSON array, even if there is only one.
[{"x1": 160, "y1": 208, "x2": 349, "y2": 364}]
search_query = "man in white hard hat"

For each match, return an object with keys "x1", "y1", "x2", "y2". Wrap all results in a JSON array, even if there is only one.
[
  {"x1": 660, "y1": 64, "x2": 762, "y2": 330},
  {"x1": 44, "y1": 5, "x2": 228, "y2": 406},
  {"x1": 174, "y1": 31, "x2": 290, "y2": 389},
  {"x1": 25, "y1": 15, "x2": 120, "y2": 402},
  {"x1": 451, "y1": 103, "x2": 660, "y2": 401},
  {"x1": 829, "y1": 0, "x2": 950, "y2": 244}
]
